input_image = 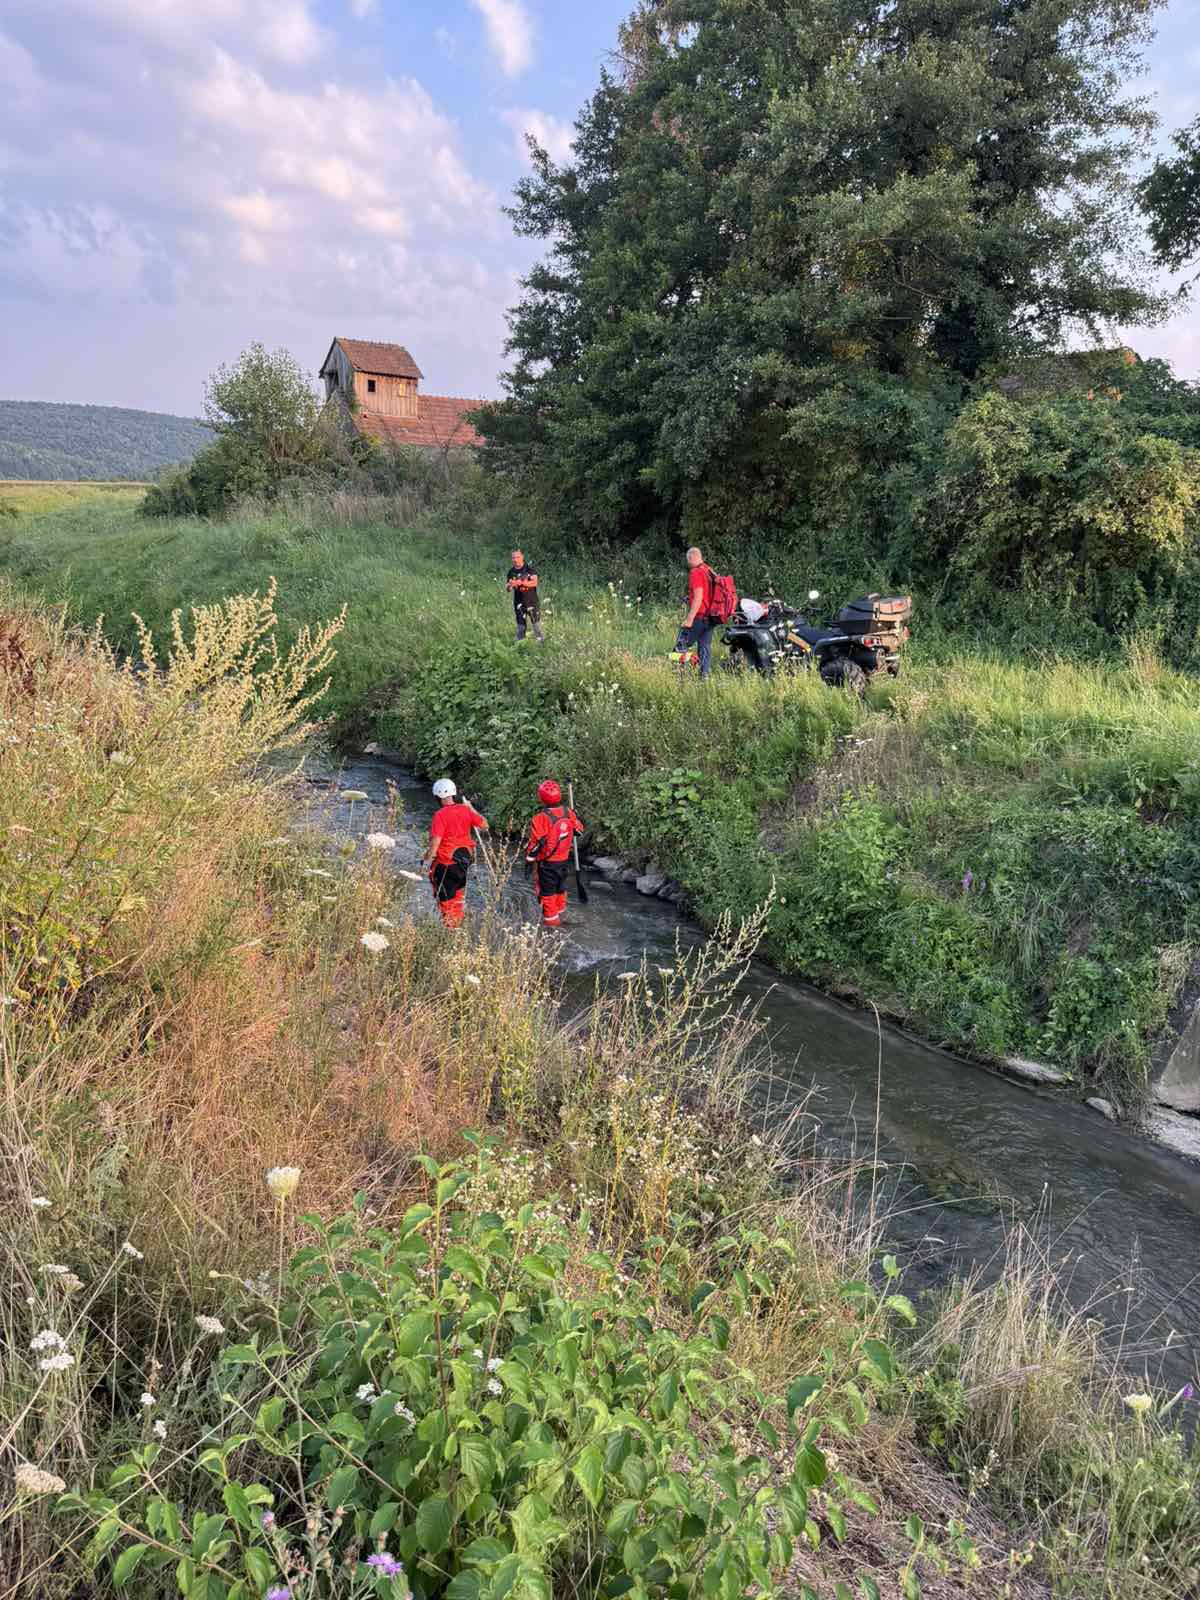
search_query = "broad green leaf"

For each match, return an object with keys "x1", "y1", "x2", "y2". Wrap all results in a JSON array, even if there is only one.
[
  {"x1": 447, "y1": 1575, "x2": 481, "y2": 1600},
  {"x1": 787, "y1": 1375, "x2": 822, "y2": 1416},
  {"x1": 605, "y1": 1499, "x2": 640, "y2": 1539},
  {"x1": 242, "y1": 1549, "x2": 274, "y2": 1590},
  {"x1": 795, "y1": 1444, "x2": 827, "y2": 1489},
  {"x1": 905, "y1": 1514, "x2": 925, "y2": 1546},
  {"x1": 401, "y1": 1202, "x2": 434, "y2": 1234},
  {"x1": 572, "y1": 1442, "x2": 604, "y2": 1510},
  {"x1": 828, "y1": 1503, "x2": 847, "y2": 1540},
  {"x1": 706, "y1": 1313, "x2": 730, "y2": 1351},
  {"x1": 221, "y1": 1482, "x2": 255, "y2": 1533},
  {"x1": 689, "y1": 1282, "x2": 717, "y2": 1314},
  {"x1": 521, "y1": 1254, "x2": 558, "y2": 1284},
  {"x1": 861, "y1": 1339, "x2": 895, "y2": 1383},
  {"x1": 112, "y1": 1545, "x2": 148, "y2": 1587},
  {"x1": 462, "y1": 1536, "x2": 509, "y2": 1565},
  {"x1": 191, "y1": 1515, "x2": 227, "y2": 1559},
  {"x1": 395, "y1": 1312, "x2": 434, "y2": 1357},
  {"x1": 416, "y1": 1495, "x2": 453, "y2": 1554},
  {"x1": 327, "y1": 1412, "x2": 367, "y2": 1442},
  {"x1": 458, "y1": 1434, "x2": 495, "y2": 1489},
  {"x1": 859, "y1": 1578, "x2": 882, "y2": 1600},
  {"x1": 443, "y1": 1245, "x2": 486, "y2": 1286},
  {"x1": 325, "y1": 1465, "x2": 360, "y2": 1509},
  {"x1": 369, "y1": 1501, "x2": 401, "y2": 1537}
]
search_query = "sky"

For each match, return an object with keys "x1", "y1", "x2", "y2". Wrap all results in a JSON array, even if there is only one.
[{"x1": 1, "y1": 0, "x2": 1198, "y2": 417}]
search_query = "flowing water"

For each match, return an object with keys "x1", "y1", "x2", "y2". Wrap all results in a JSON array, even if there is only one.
[{"x1": 294, "y1": 752, "x2": 1200, "y2": 1397}]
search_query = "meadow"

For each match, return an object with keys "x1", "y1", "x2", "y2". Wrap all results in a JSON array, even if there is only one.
[
  {"x1": 4, "y1": 485, "x2": 1199, "y2": 1103},
  {"x1": 3, "y1": 574, "x2": 1199, "y2": 1600}
]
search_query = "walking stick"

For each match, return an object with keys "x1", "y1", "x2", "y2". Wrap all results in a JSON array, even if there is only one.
[{"x1": 567, "y1": 781, "x2": 589, "y2": 906}]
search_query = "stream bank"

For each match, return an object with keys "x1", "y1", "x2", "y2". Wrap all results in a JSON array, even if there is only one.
[{"x1": 300, "y1": 748, "x2": 1200, "y2": 1400}]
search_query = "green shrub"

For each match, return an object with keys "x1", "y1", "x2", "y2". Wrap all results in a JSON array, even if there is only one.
[{"x1": 63, "y1": 1147, "x2": 923, "y2": 1600}]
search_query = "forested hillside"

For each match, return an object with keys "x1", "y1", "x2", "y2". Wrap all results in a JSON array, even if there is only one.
[{"x1": 0, "y1": 399, "x2": 211, "y2": 480}]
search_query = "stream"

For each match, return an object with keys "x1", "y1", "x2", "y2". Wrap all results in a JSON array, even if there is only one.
[{"x1": 294, "y1": 751, "x2": 1200, "y2": 1399}]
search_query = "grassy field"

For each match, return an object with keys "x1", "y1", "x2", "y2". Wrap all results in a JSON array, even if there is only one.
[
  {"x1": 3, "y1": 487, "x2": 1198, "y2": 1106},
  {"x1": 3, "y1": 581, "x2": 1198, "y2": 1600},
  {"x1": 0, "y1": 479, "x2": 149, "y2": 516}
]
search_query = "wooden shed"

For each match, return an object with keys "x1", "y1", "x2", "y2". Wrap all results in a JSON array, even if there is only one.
[{"x1": 320, "y1": 337, "x2": 481, "y2": 451}]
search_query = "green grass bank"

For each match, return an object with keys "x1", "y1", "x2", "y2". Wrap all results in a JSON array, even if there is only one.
[{"x1": 4, "y1": 489, "x2": 1200, "y2": 1106}]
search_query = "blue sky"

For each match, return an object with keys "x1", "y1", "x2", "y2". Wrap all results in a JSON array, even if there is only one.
[{"x1": 1, "y1": 0, "x2": 1197, "y2": 416}]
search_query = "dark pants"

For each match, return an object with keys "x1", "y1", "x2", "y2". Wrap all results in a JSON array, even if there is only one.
[
  {"x1": 515, "y1": 598, "x2": 543, "y2": 641},
  {"x1": 680, "y1": 616, "x2": 715, "y2": 677}
]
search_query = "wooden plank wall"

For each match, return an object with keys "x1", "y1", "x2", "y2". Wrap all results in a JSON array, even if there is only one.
[{"x1": 355, "y1": 373, "x2": 418, "y2": 418}]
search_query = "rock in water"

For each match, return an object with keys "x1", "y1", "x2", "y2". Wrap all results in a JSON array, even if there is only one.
[
  {"x1": 590, "y1": 856, "x2": 624, "y2": 877},
  {"x1": 1151, "y1": 1003, "x2": 1200, "y2": 1114},
  {"x1": 636, "y1": 868, "x2": 667, "y2": 896},
  {"x1": 1142, "y1": 1108, "x2": 1200, "y2": 1163},
  {"x1": 1001, "y1": 1056, "x2": 1069, "y2": 1086},
  {"x1": 1085, "y1": 1097, "x2": 1117, "y2": 1121}
]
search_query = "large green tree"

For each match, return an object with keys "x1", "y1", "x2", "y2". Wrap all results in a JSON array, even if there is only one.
[
  {"x1": 1140, "y1": 114, "x2": 1200, "y2": 272},
  {"x1": 479, "y1": 0, "x2": 1166, "y2": 543}
]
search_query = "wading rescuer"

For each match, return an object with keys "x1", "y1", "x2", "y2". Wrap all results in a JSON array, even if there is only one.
[
  {"x1": 526, "y1": 779, "x2": 583, "y2": 928},
  {"x1": 507, "y1": 548, "x2": 544, "y2": 642},
  {"x1": 424, "y1": 778, "x2": 487, "y2": 928}
]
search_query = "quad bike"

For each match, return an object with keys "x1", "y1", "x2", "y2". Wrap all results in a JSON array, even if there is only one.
[{"x1": 721, "y1": 590, "x2": 912, "y2": 690}]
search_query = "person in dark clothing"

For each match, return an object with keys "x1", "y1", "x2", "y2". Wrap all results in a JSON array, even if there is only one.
[{"x1": 507, "y1": 549, "x2": 544, "y2": 642}]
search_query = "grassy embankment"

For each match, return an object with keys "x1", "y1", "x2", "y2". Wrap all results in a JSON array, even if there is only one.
[
  {"x1": 5, "y1": 488, "x2": 1200, "y2": 1109},
  {"x1": 3, "y1": 579, "x2": 1199, "y2": 1600}
]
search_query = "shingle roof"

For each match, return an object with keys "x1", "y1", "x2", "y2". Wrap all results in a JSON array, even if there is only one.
[
  {"x1": 330, "y1": 338, "x2": 424, "y2": 380},
  {"x1": 356, "y1": 395, "x2": 482, "y2": 451}
]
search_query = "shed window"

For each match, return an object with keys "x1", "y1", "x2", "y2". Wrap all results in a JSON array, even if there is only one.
[{"x1": 367, "y1": 378, "x2": 376, "y2": 394}]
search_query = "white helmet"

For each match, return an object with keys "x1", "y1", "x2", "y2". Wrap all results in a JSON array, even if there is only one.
[{"x1": 432, "y1": 777, "x2": 457, "y2": 801}]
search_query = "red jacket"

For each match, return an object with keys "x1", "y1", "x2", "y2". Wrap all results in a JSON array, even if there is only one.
[{"x1": 526, "y1": 805, "x2": 582, "y2": 863}]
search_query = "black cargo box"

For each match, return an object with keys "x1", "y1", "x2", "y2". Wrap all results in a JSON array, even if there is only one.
[{"x1": 835, "y1": 593, "x2": 912, "y2": 635}]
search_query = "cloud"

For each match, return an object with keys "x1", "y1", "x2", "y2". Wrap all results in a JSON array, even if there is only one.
[
  {"x1": 0, "y1": 2, "x2": 514, "y2": 407},
  {"x1": 348, "y1": 0, "x2": 377, "y2": 16},
  {"x1": 469, "y1": 0, "x2": 534, "y2": 78},
  {"x1": 434, "y1": 26, "x2": 457, "y2": 58},
  {"x1": 502, "y1": 107, "x2": 574, "y2": 165}
]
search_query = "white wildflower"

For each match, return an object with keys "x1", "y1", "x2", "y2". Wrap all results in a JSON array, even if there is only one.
[
  {"x1": 616, "y1": 972, "x2": 638, "y2": 982},
  {"x1": 393, "y1": 1402, "x2": 416, "y2": 1423},
  {"x1": 266, "y1": 1166, "x2": 301, "y2": 1201},
  {"x1": 153, "y1": 1419, "x2": 167, "y2": 1440},
  {"x1": 60, "y1": 1273, "x2": 84, "y2": 1294},
  {"x1": 30, "y1": 1196, "x2": 51, "y2": 1209},
  {"x1": 340, "y1": 790, "x2": 369, "y2": 802},
  {"x1": 140, "y1": 1393, "x2": 156, "y2": 1408},
  {"x1": 472, "y1": 1348, "x2": 483, "y2": 1361},
  {"x1": 360, "y1": 931, "x2": 389, "y2": 954},
  {"x1": 108, "y1": 751, "x2": 134, "y2": 767},
  {"x1": 0, "y1": 993, "x2": 17, "y2": 1006},
  {"x1": 356, "y1": 1383, "x2": 378, "y2": 1402},
  {"x1": 303, "y1": 868, "x2": 334, "y2": 880},
  {"x1": 40, "y1": 1264, "x2": 69, "y2": 1276},
  {"x1": 30, "y1": 1329, "x2": 64, "y2": 1352},
  {"x1": 486, "y1": 1378, "x2": 502, "y2": 1397},
  {"x1": 365, "y1": 833, "x2": 396, "y2": 851},
  {"x1": 486, "y1": 1357, "x2": 501, "y2": 1372},
  {"x1": 39, "y1": 1350, "x2": 75, "y2": 1373},
  {"x1": 464, "y1": 974, "x2": 481, "y2": 987},
  {"x1": 14, "y1": 1463, "x2": 66, "y2": 1496},
  {"x1": 195, "y1": 1315, "x2": 225, "y2": 1336},
  {"x1": 375, "y1": 916, "x2": 395, "y2": 929},
  {"x1": 1124, "y1": 1394, "x2": 1154, "y2": 1417},
  {"x1": 121, "y1": 1242, "x2": 143, "y2": 1260}
]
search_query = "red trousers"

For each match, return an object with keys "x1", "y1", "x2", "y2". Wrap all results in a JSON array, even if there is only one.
[
  {"x1": 540, "y1": 891, "x2": 567, "y2": 925},
  {"x1": 436, "y1": 889, "x2": 466, "y2": 927}
]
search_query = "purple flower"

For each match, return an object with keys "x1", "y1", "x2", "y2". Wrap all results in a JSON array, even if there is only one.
[
  {"x1": 266, "y1": 1589, "x2": 290, "y2": 1600},
  {"x1": 1183, "y1": 1383, "x2": 1195, "y2": 1401},
  {"x1": 261, "y1": 1510, "x2": 275, "y2": 1530},
  {"x1": 367, "y1": 1553, "x2": 404, "y2": 1577},
  {"x1": 961, "y1": 869, "x2": 973, "y2": 892}
]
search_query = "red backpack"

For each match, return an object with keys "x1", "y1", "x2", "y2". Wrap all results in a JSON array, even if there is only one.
[{"x1": 704, "y1": 566, "x2": 738, "y2": 624}]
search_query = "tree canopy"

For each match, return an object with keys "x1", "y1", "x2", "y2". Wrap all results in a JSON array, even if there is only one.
[
  {"x1": 478, "y1": 0, "x2": 1168, "y2": 547},
  {"x1": 1140, "y1": 114, "x2": 1200, "y2": 273}
]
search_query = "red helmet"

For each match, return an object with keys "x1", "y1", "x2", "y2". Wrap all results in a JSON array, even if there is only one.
[{"x1": 537, "y1": 779, "x2": 562, "y2": 805}]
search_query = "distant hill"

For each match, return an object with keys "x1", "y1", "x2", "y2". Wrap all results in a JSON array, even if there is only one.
[{"x1": 0, "y1": 400, "x2": 212, "y2": 481}]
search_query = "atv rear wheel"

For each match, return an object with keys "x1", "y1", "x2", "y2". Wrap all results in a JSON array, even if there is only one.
[
  {"x1": 723, "y1": 645, "x2": 765, "y2": 676},
  {"x1": 820, "y1": 658, "x2": 868, "y2": 695}
]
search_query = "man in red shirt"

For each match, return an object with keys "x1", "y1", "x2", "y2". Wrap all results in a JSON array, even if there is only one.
[
  {"x1": 424, "y1": 777, "x2": 488, "y2": 928},
  {"x1": 525, "y1": 779, "x2": 583, "y2": 927},
  {"x1": 677, "y1": 546, "x2": 716, "y2": 678}
]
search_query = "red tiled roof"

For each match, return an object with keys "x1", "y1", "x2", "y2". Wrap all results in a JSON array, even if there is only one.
[
  {"x1": 330, "y1": 338, "x2": 424, "y2": 380},
  {"x1": 356, "y1": 396, "x2": 483, "y2": 450}
]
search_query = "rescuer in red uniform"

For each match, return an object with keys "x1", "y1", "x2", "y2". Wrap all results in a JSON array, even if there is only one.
[
  {"x1": 425, "y1": 777, "x2": 487, "y2": 928},
  {"x1": 525, "y1": 779, "x2": 583, "y2": 928}
]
